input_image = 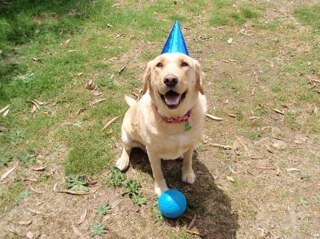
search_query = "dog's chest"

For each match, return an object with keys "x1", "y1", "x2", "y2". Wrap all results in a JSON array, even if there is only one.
[{"x1": 147, "y1": 127, "x2": 200, "y2": 159}]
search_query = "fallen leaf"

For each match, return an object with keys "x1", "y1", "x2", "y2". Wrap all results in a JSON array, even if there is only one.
[
  {"x1": 206, "y1": 113, "x2": 223, "y2": 121},
  {"x1": 30, "y1": 187, "x2": 45, "y2": 194},
  {"x1": 72, "y1": 223, "x2": 85, "y2": 239},
  {"x1": 0, "y1": 104, "x2": 10, "y2": 114},
  {"x1": 1, "y1": 166, "x2": 16, "y2": 182},
  {"x1": 31, "y1": 166, "x2": 46, "y2": 171},
  {"x1": 265, "y1": 145, "x2": 273, "y2": 153},
  {"x1": 8, "y1": 228, "x2": 24, "y2": 237},
  {"x1": 18, "y1": 220, "x2": 32, "y2": 226},
  {"x1": 36, "y1": 201, "x2": 45, "y2": 206},
  {"x1": 85, "y1": 80, "x2": 95, "y2": 90},
  {"x1": 187, "y1": 215, "x2": 197, "y2": 230},
  {"x1": 251, "y1": 87, "x2": 256, "y2": 96},
  {"x1": 26, "y1": 231, "x2": 34, "y2": 239},
  {"x1": 249, "y1": 116, "x2": 259, "y2": 120},
  {"x1": 77, "y1": 209, "x2": 88, "y2": 225},
  {"x1": 210, "y1": 143, "x2": 232, "y2": 150},
  {"x1": 276, "y1": 165, "x2": 281, "y2": 176},
  {"x1": 27, "y1": 208, "x2": 42, "y2": 215},
  {"x1": 53, "y1": 183, "x2": 59, "y2": 192},
  {"x1": 111, "y1": 198, "x2": 123, "y2": 208},
  {"x1": 227, "y1": 176, "x2": 235, "y2": 183},
  {"x1": 61, "y1": 39, "x2": 70, "y2": 46},
  {"x1": 227, "y1": 113, "x2": 236, "y2": 118},
  {"x1": 23, "y1": 178, "x2": 38, "y2": 182},
  {"x1": 185, "y1": 229, "x2": 203, "y2": 237},
  {"x1": 93, "y1": 92, "x2": 103, "y2": 97},
  {"x1": 119, "y1": 65, "x2": 127, "y2": 74},
  {"x1": 101, "y1": 116, "x2": 119, "y2": 132},
  {"x1": 90, "y1": 98, "x2": 106, "y2": 106},
  {"x1": 227, "y1": 38, "x2": 233, "y2": 44},
  {"x1": 34, "y1": 99, "x2": 44, "y2": 105},
  {"x1": 57, "y1": 189, "x2": 93, "y2": 195},
  {"x1": 2, "y1": 108, "x2": 9, "y2": 117},
  {"x1": 286, "y1": 168, "x2": 300, "y2": 172},
  {"x1": 273, "y1": 108, "x2": 284, "y2": 115}
]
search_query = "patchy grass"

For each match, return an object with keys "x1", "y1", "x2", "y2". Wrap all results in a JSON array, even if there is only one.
[
  {"x1": 209, "y1": 2, "x2": 260, "y2": 26},
  {"x1": 294, "y1": 4, "x2": 320, "y2": 30}
]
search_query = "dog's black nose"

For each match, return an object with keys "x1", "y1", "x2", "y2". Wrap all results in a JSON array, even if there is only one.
[{"x1": 163, "y1": 74, "x2": 178, "y2": 88}]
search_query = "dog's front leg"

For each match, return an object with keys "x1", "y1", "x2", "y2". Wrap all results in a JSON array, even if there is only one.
[
  {"x1": 148, "y1": 150, "x2": 168, "y2": 197},
  {"x1": 182, "y1": 147, "x2": 196, "y2": 184}
]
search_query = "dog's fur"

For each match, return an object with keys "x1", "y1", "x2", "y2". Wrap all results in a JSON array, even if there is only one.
[{"x1": 116, "y1": 53, "x2": 207, "y2": 196}]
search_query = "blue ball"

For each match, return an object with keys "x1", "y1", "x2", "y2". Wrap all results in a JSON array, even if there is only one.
[{"x1": 158, "y1": 189, "x2": 187, "y2": 218}]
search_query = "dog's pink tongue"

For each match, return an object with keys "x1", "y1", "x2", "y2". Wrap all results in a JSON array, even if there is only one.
[{"x1": 164, "y1": 93, "x2": 181, "y2": 106}]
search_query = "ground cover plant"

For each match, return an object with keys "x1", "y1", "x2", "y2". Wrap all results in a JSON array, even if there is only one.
[{"x1": 0, "y1": 0, "x2": 319, "y2": 238}]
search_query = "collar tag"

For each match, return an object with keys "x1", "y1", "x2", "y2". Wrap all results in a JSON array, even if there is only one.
[{"x1": 184, "y1": 121, "x2": 192, "y2": 131}]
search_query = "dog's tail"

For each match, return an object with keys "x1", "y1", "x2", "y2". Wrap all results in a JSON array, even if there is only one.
[{"x1": 124, "y1": 95, "x2": 137, "y2": 107}]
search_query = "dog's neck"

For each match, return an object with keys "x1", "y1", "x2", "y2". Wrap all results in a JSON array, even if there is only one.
[{"x1": 153, "y1": 104, "x2": 192, "y2": 123}]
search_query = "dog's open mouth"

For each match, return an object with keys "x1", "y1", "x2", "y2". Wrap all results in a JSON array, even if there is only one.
[{"x1": 160, "y1": 90, "x2": 187, "y2": 109}]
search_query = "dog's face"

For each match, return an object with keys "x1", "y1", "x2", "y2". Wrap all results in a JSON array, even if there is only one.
[{"x1": 142, "y1": 53, "x2": 204, "y2": 115}]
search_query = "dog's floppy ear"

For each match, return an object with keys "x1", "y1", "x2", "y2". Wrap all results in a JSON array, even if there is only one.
[
  {"x1": 194, "y1": 60, "x2": 204, "y2": 95},
  {"x1": 142, "y1": 62, "x2": 152, "y2": 95}
]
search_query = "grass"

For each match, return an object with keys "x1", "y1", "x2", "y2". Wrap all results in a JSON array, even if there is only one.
[
  {"x1": 0, "y1": 182, "x2": 24, "y2": 213},
  {"x1": 209, "y1": 2, "x2": 260, "y2": 26},
  {"x1": 294, "y1": 5, "x2": 320, "y2": 30}
]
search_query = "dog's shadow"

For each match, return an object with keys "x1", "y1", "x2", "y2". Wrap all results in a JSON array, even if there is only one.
[{"x1": 130, "y1": 148, "x2": 239, "y2": 239}]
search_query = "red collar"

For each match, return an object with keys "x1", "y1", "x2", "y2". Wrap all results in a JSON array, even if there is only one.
[{"x1": 154, "y1": 105, "x2": 192, "y2": 123}]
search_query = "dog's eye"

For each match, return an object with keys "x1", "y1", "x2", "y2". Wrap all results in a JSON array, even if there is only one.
[
  {"x1": 181, "y1": 61, "x2": 189, "y2": 67},
  {"x1": 156, "y1": 62, "x2": 163, "y2": 68}
]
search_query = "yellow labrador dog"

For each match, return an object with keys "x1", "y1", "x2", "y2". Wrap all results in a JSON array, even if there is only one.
[{"x1": 116, "y1": 53, "x2": 207, "y2": 196}]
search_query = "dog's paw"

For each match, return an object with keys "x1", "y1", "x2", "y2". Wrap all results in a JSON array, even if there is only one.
[
  {"x1": 154, "y1": 180, "x2": 168, "y2": 197},
  {"x1": 116, "y1": 156, "x2": 129, "y2": 171},
  {"x1": 182, "y1": 170, "x2": 196, "y2": 184}
]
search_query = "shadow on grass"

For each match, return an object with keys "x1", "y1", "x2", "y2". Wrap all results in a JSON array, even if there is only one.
[
  {"x1": 130, "y1": 148, "x2": 239, "y2": 239},
  {"x1": 0, "y1": 0, "x2": 98, "y2": 101}
]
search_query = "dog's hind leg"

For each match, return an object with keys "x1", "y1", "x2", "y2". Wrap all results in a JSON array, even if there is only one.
[{"x1": 116, "y1": 129, "x2": 132, "y2": 171}]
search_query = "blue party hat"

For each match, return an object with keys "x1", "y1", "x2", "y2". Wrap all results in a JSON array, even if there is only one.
[{"x1": 161, "y1": 20, "x2": 189, "y2": 56}]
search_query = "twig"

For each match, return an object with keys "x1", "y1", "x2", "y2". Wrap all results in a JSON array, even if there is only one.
[
  {"x1": 90, "y1": 98, "x2": 107, "y2": 106},
  {"x1": 185, "y1": 229, "x2": 203, "y2": 237},
  {"x1": 101, "y1": 116, "x2": 119, "y2": 132},
  {"x1": 57, "y1": 189, "x2": 93, "y2": 195},
  {"x1": 206, "y1": 113, "x2": 223, "y2": 121},
  {"x1": 187, "y1": 215, "x2": 197, "y2": 230},
  {"x1": 273, "y1": 108, "x2": 284, "y2": 115},
  {"x1": 209, "y1": 143, "x2": 232, "y2": 150}
]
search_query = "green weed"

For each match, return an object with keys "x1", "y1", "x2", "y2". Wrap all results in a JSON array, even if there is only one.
[
  {"x1": 96, "y1": 203, "x2": 111, "y2": 217},
  {"x1": 90, "y1": 223, "x2": 107, "y2": 237},
  {"x1": 106, "y1": 165, "x2": 126, "y2": 187},
  {"x1": 18, "y1": 152, "x2": 35, "y2": 165},
  {"x1": 65, "y1": 175, "x2": 89, "y2": 192},
  {"x1": 122, "y1": 179, "x2": 147, "y2": 206}
]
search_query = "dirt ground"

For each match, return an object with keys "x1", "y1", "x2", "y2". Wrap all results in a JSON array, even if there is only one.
[{"x1": 1, "y1": 0, "x2": 319, "y2": 239}]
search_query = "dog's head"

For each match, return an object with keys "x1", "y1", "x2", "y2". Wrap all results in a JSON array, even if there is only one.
[{"x1": 142, "y1": 53, "x2": 204, "y2": 116}]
